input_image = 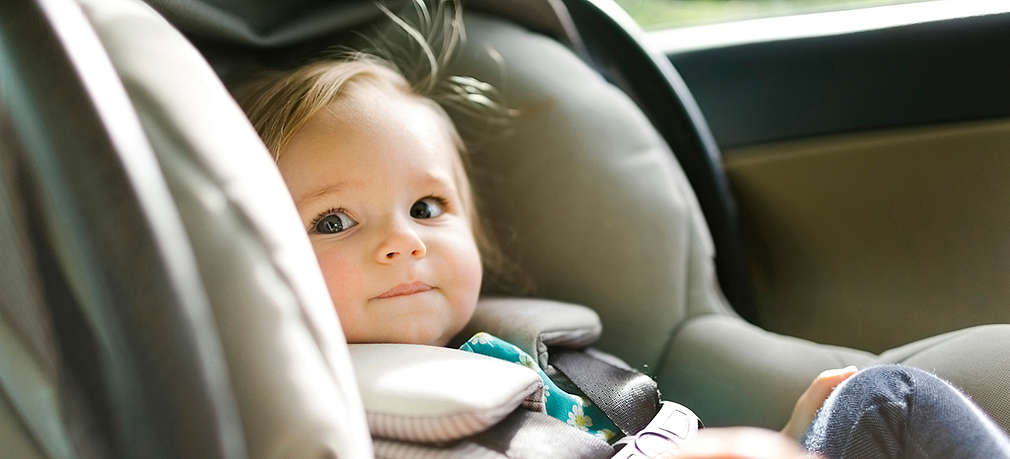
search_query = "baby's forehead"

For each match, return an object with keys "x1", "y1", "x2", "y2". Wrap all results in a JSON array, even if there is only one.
[
  {"x1": 331, "y1": 79, "x2": 456, "y2": 131},
  {"x1": 321, "y1": 87, "x2": 465, "y2": 166},
  {"x1": 283, "y1": 98, "x2": 464, "y2": 197}
]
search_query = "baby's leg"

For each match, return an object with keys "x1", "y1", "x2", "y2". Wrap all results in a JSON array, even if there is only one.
[{"x1": 801, "y1": 365, "x2": 1010, "y2": 458}]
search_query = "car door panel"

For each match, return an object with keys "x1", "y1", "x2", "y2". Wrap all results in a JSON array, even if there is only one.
[
  {"x1": 660, "y1": 8, "x2": 1010, "y2": 351},
  {"x1": 725, "y1": 119, "x2": 1010, "y2": 351}
]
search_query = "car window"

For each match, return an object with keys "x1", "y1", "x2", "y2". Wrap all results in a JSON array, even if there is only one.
[{"x1": 615, "y1": 0, "x2": 928, "y2": 29}]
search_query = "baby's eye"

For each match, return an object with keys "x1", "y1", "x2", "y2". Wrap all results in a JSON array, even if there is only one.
[
  {"x1": 312, "y1": 210, "x2": 357, "y2": 234},
  {"x1": 410, "y1": 197, "x2": 446, "y2": 219}
]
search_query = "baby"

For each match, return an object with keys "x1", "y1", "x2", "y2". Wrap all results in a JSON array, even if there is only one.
[
  {"x1": 235, "y1": 1, "x2": 1010, "y2": 457},
  {"x1": 234, "y1": 0, "x2": 656, "y2": 444},
  {"x1": 243, "y1": 58, "x2": 482, "y2": 347},
  {"x1": 234, "y1": 0, "x2": 530, "y2": 349}
]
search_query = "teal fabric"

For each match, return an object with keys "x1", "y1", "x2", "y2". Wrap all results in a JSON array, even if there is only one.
[{"x1": 459, "y1": 332, "x2": 618, "y2": 442}]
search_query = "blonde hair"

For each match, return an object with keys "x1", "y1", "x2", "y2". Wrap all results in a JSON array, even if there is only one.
[
  {"x1": 237, "y1": 58, "x2": 406, "y2": 158},
  {"x1": 234, "y1": 0, "x2": 527, "y2": 293}
]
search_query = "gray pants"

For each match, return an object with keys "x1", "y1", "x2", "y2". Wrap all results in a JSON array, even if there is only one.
[{"x1": 802, "y1": 365, "x2": 1010, "y2": 458}]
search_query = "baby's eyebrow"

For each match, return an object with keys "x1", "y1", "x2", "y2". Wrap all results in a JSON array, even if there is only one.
[
  {"x1": 415, "y1": 171, "x2": 454, "y2": 190},
  {"x1": 295, "y1": 180, "x2": 360, "y2": 207}
]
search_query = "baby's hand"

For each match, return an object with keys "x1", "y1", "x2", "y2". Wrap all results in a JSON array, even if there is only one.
[{"x1": 780, "y1": 366, "x2": 859, "y2": 440}]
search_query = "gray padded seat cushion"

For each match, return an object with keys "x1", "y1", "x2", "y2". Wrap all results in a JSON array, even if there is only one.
[{"x1": 449, "y1": 14, "x2": 1010, "y2": 432}]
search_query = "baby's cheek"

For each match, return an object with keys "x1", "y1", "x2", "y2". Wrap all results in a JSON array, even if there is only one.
[
  {"x1": 313, "y1": 245, "x2": 367, "y2": 335},
  {"x1": 450, "y1": 234, "x2": 483, "y2": 326}
]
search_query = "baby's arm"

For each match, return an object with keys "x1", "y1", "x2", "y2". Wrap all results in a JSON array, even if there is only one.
[{"x1": 780, "y1": 366, "x2": 858, "y2": 440}]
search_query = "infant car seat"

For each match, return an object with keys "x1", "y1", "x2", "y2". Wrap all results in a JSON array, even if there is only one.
[{"x1": 3, "y1": 0, "x2": 1009, "y2": 457}]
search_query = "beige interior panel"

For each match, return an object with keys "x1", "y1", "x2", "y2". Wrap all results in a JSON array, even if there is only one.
[{"x1": 725, "y1": 118, "x2": 1010, "y2": 353}]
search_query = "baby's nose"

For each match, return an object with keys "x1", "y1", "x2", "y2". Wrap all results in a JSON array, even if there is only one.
[
  {"x1": 376, "y1": 226, "x2": 427, "y2": 263},
  {"x1": 383, "y1": 246, "x2": 426, "y2": 260}
]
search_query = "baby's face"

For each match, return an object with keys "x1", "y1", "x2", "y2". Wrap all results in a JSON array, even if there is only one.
[{"x1": 278, "y1": 84, "x2": 482, "y2": 346}]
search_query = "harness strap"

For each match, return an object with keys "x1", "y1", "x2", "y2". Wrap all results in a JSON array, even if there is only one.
[{"x1": 550, "y1": 349, "x2": 660, "y2": 436}]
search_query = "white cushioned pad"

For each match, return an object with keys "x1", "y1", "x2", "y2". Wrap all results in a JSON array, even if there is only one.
[{"x1": 350, "y1": 344, "x2": 544, "y2": 443}]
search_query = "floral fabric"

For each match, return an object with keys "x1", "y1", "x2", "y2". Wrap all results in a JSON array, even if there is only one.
[{"x1": 459, "y1": 332, "x2": 618, "y2": 442}]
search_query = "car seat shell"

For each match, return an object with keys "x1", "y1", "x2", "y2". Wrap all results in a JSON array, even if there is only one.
[{"x1": 83, "y1": 0, "x2": 1010, "y2": 435}]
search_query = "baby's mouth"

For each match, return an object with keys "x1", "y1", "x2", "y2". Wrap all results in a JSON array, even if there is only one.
[{"x1": 374, "y1": 281, "x2": 433, "y2": 299}]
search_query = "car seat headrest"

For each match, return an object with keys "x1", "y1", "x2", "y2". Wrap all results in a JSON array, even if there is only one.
[
  {"x1": 180, "y1": 4, "x2": 733, "y2": 373},
  {"x1": 124, "y1": 0, "x2": 731, "y2": 392}
]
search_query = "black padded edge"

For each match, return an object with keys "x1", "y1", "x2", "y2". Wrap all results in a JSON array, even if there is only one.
[{"x1": 668, "y1": 12, "x2": 1010, "y2": 150}]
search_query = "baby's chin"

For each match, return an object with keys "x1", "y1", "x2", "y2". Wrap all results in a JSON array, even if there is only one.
[
  {"x1": 383, "y1": 331, "x2": 448, "y2": 347},
  {"x1": 398, "y1": 324, "x2": 465, "y2": 347},
  {"x1": 345, "y1": 323, "x2": 462, "y2": 347}
]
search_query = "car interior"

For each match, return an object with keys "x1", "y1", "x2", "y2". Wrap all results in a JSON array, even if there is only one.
[{"x1": 1, "y1": 0, "x2": 1008, "y2": 457}]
